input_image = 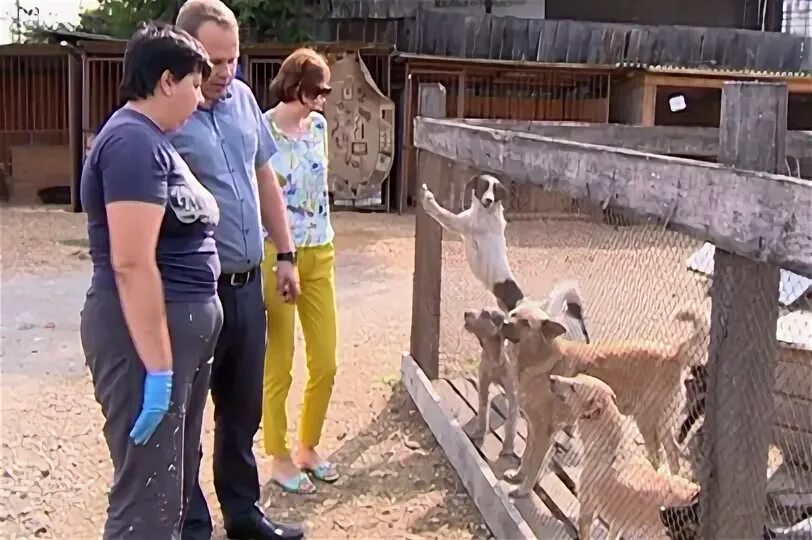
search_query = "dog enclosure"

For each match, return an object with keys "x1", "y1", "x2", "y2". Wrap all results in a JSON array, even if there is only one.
[{"x1": 402, "y1": 81, "x2": 812, "y2": 539}]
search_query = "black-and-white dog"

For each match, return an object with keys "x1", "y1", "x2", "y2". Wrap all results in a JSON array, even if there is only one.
[
  {"x1": 420, "y1": 174, "x2": 590, "y2": 343},
  {"x1": 420, "y1": 174, "x2": 522, "y2": 312}
]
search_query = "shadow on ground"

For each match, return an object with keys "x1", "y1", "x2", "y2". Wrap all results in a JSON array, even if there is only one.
[{"x1": 252, "y1": 384, "x2": 491, "y2": 540}]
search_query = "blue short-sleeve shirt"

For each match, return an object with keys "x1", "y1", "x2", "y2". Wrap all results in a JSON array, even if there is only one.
[
  {"x1": 167, "y1": 79, "x2": 276, "y2": 274},
  {"x1": 80, "y1": 107, "x2": 221, "y2": 302}
]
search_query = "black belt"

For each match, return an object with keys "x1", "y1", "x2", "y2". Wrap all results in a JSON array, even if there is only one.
[{"x1": 218, "y1": 266, "x2": 259, "y2": 288}]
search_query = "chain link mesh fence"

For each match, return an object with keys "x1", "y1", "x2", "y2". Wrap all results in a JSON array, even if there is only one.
[{"x1": 430, "y1": 175, "x2": 811, "y2": 538}]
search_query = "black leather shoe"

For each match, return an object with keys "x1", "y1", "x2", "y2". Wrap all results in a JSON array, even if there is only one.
[{"x1": 226, "y1": 513, "x2": 304, "y2": 540}]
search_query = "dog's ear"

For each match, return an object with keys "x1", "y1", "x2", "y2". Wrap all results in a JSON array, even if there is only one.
[
  {"x1": 501, "y1": 320, "x2": 520, "y2": 342},
  {"x1": 465, "y1": 175, "x2": 480, "y2": 195},
  {"x1": 493, "y1": 181, "x2": 508, "y2": 205},
  {"x1": 541, "y1": 319, "x2": 567, "y2": 341},
  {"x1": 583, "y1": 390, "x2": 617, "y2": 419},
  {"x1": 488, "y1": 309, "x2": 506, "y2": 328},
  {"x1": 582, "y1": 397, "x2": 604, "y2": 419}
]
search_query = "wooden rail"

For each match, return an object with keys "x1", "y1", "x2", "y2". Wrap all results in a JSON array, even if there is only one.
[
  {"x1": 413, "y1": 116, "x2": 812, "y2": 277},
  {"x1": 462, "y1": 120, "x2": 812, "y2": 160}
]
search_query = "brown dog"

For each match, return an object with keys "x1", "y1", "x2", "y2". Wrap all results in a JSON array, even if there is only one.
[
  {"x1": 462, "y1": 309, "x2": 519, "y2": 456},
  {"x1": 461, "y1": 281, "x2": 590, "y2": 464},
  {"x1": 549, "y1": 374, "x2": 699, "y2": 540},
  {"x1": 502, "y1": 300, "x2": 705, "y2": 497}
]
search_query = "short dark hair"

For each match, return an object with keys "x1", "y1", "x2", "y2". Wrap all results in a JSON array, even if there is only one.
[
  {"x1": 120, "y1": 21, "x2": 211, "y2": 101},
  {"x1": 269, "y1": 48, "x2": 331, "y2": 105},
  {"x1": 176, "y1": 0, "x2": 238, "y2": 38}
]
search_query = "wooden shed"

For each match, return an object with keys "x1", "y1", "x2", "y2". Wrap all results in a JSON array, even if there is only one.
[{"x1": 0, "y1": 43, "x2": 80, "y2": 205}]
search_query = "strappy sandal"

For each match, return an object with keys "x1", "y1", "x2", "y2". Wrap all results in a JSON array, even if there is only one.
[
  {"x1": 301, "y1": 461, "x2": 340, "y2": 484},
  {"x1": 271, "y1": 472, "x2": 317, "y2": 495}
]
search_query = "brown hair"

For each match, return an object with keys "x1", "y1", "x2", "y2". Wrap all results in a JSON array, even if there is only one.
[
  {"x1": 268, "y1": 48, "x2": 331, "y2": 105},
  {"x1": 175, "y1": 0, "x2": 238, "y2": 38}
]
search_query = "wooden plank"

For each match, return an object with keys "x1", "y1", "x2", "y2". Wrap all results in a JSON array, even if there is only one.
[
  {"x1": 608, "y1": 76, "x2": 652, "y2": 125},
  {"x1": 461, "y1": 375, "x2": 578, "y2": 481},
  {"x1": 481, "y1": 381, "x2": 581, "y2": 495},
  {"x1": 412, "y1": 114, "x2": 812, "y2": 278},
  {"x1": 701, "y1": 82, "x2": 785, "y2": 540},
  {"x1": 435, "y1": 379, "x2": 573, "y2": 540},
  {"x1": 68, "y1": 53, "x2": 83, "y2": 213},
  {"x1": 445, "y1": 378, "x2": 582, "y2": 539},
  {"x1": 409, "y1": 83, "x2": 446, "y2": 380},
  {"x1": 463, "y1": 120, "x2": 812, "y2": 159},
  {"x1": 640, "y1": 73, "x2": 812, "y2": 94},
  {"x1": 400, "y1": 355, "x2": 536, "y2": 540}
]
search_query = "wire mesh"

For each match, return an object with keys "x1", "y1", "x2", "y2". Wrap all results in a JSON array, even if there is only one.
[{"x1": 429, "y1": 162, "x2": 811, "y2": 538}]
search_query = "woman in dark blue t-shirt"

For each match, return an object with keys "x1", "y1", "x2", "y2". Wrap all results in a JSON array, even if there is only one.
[{"x1": 79, "y1": 22, "x2": 221, "y2": 539}]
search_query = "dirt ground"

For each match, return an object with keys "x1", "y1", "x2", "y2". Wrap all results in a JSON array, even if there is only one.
[{"x1": 0, "y1": 203, "x2": 710, "y2": 539}]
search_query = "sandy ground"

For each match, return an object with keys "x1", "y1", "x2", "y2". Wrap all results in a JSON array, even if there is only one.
[{"x1": 0, "y1": 203, "x2": 713, "y2": 539}]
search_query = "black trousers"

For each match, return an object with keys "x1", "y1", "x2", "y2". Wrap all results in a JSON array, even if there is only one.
[
  {"x1": 81, "y1": 287, "x2": 223, "y2": 540},
  {"x1": 183, "y1": 270, "x2": 267, "y2": 538}
]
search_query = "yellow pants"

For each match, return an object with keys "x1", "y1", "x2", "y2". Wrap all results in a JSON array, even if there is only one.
[{"x1": 262, "y1": 242, "x2": 338, "y2": 457}]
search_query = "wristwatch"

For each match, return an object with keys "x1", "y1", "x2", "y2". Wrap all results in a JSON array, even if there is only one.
[{"x1": 276, "y1": 251, "x2": 296, "y2": 265}]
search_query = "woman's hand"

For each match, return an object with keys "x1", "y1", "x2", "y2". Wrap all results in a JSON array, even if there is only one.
[{"x1": 130, "y1": 370, "x2": 173, "y2": 445}]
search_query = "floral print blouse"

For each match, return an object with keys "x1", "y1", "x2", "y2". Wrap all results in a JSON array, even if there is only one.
[{"x1": 264, "y1": 110, "x2": 334, "y2": 248}]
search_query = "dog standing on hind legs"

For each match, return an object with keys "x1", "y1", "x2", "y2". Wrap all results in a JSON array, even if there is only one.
[
  {"x1": 420, "y1": 174, "x2": 522, "y2": 311},
  {"x1": 462, "y1": 308, "x2": 519, "y2": 457}
]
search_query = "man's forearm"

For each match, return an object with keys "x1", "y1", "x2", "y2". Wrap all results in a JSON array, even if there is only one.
[{"x1": 257, "y1": 168, "x2": 295, "y2": 253}]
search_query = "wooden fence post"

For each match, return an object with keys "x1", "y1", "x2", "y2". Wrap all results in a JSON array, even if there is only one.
[
  {"x1": 700, "y1": 82, "x2": 786, "y2": 539},
  {"x1": 410, "y1": 83, "x2": 447, "y2": 380}
]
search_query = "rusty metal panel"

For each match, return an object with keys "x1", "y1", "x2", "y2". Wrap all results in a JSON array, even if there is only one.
[{"x1": 82, "y1": 56, "x2": 124, "y2": 151}]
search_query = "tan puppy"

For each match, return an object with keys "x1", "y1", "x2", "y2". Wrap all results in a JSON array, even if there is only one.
[
  {"x1": 462, "y1": 309, "x2": 518, "y2": 456},
  {"x1": 502, "y1": 300, "x2": 704, "y2": 497},
  {"x1": 549, "y1": 374, "x2": 699, "y2": 540}
]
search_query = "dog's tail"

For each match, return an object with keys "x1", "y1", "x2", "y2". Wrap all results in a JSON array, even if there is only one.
[
  {"x1": 547, "y1": 279, "x2": 591, "y2": 344},
  {"x1": 672, "y1": 304, "x2": 707, "y2": 368}
]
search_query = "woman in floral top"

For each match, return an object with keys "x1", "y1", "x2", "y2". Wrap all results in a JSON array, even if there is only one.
[{"x1": 261, "y1": 48, "x2": 339, "y2": 494}]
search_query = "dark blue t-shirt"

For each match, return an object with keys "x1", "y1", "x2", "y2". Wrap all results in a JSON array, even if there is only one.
[{"x1": 80, "y1": 107, "x2": 221, "y2": 302}]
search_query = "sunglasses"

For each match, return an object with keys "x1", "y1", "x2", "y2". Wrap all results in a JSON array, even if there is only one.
[{"x1": 311, "y1": 86, "x2": 332, "y2": 98}]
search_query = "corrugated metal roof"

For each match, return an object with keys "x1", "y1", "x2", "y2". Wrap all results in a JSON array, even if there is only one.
[
  {"x1": 687, "y1": 242, "x2": 812, "y2": 350},
  {"x1": 31, "y1": 28, "x2": 123, "y2": 43},
  {"x1": 617, "y1": 62, "x2": 812, "y2": 78}
]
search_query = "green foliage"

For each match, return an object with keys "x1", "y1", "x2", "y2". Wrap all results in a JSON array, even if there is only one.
[
  {"x1": 77, "y1": 0, "x2": 181, "y2": 38},
  {"x1": 230, "y1": 0, "x2": 314, "y2": 43},
  {"x1": 71, "y1": 0, "x2": 315, "y2": 43}
]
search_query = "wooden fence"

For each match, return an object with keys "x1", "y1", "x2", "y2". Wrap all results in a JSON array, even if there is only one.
[{"x1": 404, "y1": 80, "x2": 812, "y2": 538}]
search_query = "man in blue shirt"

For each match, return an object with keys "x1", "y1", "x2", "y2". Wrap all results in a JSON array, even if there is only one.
[{"x1": 173, "y1": 2, "x2": 303, "y2": 539}]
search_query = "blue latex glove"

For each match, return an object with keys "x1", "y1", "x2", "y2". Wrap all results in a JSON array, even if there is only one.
[{"x1": 129, "y1": 370, "x2": 173, "y2": 446}]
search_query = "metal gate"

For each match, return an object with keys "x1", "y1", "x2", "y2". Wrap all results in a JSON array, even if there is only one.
[{"x1": 82, "y1": 56, "x2": 124, "y2": 152}]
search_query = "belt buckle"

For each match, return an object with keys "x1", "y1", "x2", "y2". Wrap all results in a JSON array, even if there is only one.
[{"x1": 229, "y1": 268, "x2": 253, "y2": 287}]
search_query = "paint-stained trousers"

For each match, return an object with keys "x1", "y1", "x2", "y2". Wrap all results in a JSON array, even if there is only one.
[{"x1": 80, "y1": 287, "x2": 223, "y2": 540}]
